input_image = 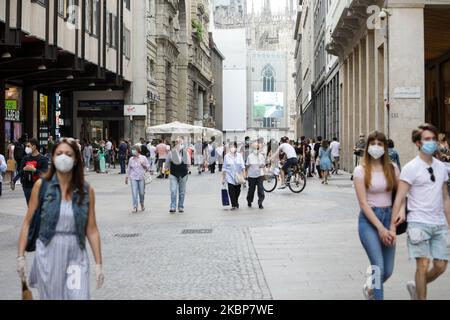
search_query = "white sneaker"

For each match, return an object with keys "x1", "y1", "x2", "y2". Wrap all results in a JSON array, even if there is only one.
[
  {"x1": 407, "y1": 281, "x2": 417, "y2": 300},
  {"x1": 362, "y1": 283, "x2": 374, "y2": 300}
]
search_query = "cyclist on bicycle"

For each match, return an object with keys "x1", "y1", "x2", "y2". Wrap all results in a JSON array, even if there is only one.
[{"x1": 271, "y1": 137, "x2": 298, "y2": 189}]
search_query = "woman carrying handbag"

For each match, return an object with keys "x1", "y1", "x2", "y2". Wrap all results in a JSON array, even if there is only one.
[{"x1": 222, "y1": 142, "x2": 245, "y2": 211}]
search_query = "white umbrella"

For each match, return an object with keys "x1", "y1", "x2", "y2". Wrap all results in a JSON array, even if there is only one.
[
  {"x1": 203, "y1": 127, "x2": 223, "y2": 139},
  {"x1": 146, "y1": 121, "x2": 204, "y2": 135}
]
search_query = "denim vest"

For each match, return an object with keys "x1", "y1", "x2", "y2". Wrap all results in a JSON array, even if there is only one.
[{"x1": 38, "y1": 174, "x2": 90, "y2": 249}]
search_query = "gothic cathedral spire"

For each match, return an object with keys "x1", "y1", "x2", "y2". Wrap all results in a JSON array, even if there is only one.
[{"x1": 263, "y1": 0, "x2": 271, "y2": 17}]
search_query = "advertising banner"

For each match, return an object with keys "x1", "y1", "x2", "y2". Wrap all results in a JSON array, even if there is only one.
[{"x1": 253, "y1": 92, "x2": 284, "y2": 120}]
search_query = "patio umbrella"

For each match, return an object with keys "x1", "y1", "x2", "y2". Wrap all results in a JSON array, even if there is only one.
[{"x1": 146, "y1": 121, "x2": 204, "y2": 135}]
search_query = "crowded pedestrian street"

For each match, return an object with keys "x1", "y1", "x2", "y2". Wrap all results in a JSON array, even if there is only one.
[{"x1": 1, "y1": 168, "x2": 449, "y2": 300}]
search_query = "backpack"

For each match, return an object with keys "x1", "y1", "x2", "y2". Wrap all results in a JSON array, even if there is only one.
[
  {"x1": 14, "y1": 142, "x2": 25, "y2": 162},
  {"x1": 26, "y1": 179, "x2": 49, "y2": 252}
]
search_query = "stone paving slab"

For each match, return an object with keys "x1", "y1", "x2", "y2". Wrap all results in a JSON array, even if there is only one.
[{"x1": 249, "y1": 222, "x2": 450, "y2": 300}]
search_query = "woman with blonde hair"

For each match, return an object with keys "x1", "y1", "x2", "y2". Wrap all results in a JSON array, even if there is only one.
[{"x1": 353, "y1": 131, "x2": 404, "y2": 300}]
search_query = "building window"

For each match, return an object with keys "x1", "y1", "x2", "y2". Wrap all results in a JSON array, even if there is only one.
[
  {"x1": 112, "y1": 15, "x2": 118, "y2": 48},
  {"x1": 67, "y1": 0, "x2": 79, "y2": 25},
  {"x1": 32, "y1": 0, "x2": 47, "y2": 7},
  {"x1": 106, "y1": 12, "x2": 111, "y2": 45},
  {"x1": 85, "y1": 0, "x2": 93, "y2": 34},
  {"x1": 123, "y1": 27, "x2": 131, "y2": 59},
  {"x1": 58, "y1": 0, "x2": 65, "y2": 16},
  {"x1": 92, "y1": 0, "x2": 99, "y2": 36},
  {"x1": 262, "y1": 64, "x2": 275, "y2": 92},
  {"x1": 123, "y1": 0, "x2": 130, "y2": 10}
]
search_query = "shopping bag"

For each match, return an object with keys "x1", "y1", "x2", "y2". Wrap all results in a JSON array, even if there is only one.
[
  {"x1": 7, "y1": 159, "x2": 16, "y2": 172},
  {"x1": 22, "y1": 280, "x2": 33, "y2": 300},
  {"x1": 221, "y1": 187, "x2": 230, "y2": 206},
  {"x1": 144, "y1": 171, "x2": 153, "y2": 185}
]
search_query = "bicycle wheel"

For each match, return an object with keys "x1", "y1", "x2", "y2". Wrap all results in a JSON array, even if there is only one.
[
  {"x1": 288, "y1": 171, "x2": 307, "y2": 193},
  {"x1": 263, "y1": 173, "x2": 278, "y2": 193}
]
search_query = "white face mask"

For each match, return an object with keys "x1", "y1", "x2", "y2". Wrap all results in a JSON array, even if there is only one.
[
  {"x1": 25, "y1": 147, "x2": 33, "y2": 155},
  {"x1": 368, "y1": 145, "x2": 385, "y2": 160},
  {"x1": 54, "y1": 154, "x2": 75, "y2": 173}
]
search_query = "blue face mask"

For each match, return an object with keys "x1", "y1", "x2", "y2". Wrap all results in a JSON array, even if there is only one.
[
  {"x1": 132, "y1": 150, "x2": 137, "y2": 156},
  {"x1": 421, "y1": 141, "x2": 438, "y2": 155}
]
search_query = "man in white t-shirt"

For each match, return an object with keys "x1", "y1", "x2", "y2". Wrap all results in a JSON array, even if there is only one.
[
  {"x1": 330, "y1": 137, "x2": 341, "y2": 175},
  {"x1": 246, "y1": 142, "x2": 266, "y2": 209},
  {"x1": 105, "y1": 139, "x2": 113, "y2": 167},
  {"x1": 392, "y1": 123, "x2": 450, "y2": 300},
  {"x1": 271, "y1": 137, "x2": 298, "y2": 189}
]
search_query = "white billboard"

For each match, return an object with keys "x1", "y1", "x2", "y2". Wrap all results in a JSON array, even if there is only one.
[
  {"x1": 213, "y1": 28, "x2": 247, "y2": 132},
  {"x1": 223, "y1": 69, "x2": 247, "y2": 131}
]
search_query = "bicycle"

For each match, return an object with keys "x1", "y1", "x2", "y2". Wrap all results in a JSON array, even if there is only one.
[{"x1": 263, "y1": 161, "x2": 307, "y2": 194}]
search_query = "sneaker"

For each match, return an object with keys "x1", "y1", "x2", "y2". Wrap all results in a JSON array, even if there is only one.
[
  {"x1": 141, "y1": 204, "x2": 145, "y2": 212},
  {"x1": 10, "y1": 181, "x2": 15, "y2": 191},
  {"x1": 407, "y1": 281, "x2": 417, "y2": 300},
  {"x1": 169, "y1": 209, "x2": 176, "y2": 214},
  {"x1": 362, "y1": 284, "x2": 374, "y2": 300},
  {"x1": 230, "y1": 207, "x2": 237, "y2": 211},
  {"x1": 278, "y1": 185, "x2": 286, "y2": 190},
  {"x1": 178, "y1": 209, "x2": 184, "y2": 213},
  {"x1": 132, "y1": 207, "x2": 138, "y2": 213}
]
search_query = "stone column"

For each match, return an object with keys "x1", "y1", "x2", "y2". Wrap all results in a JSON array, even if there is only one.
[
  {"x1": 366, "y1": 30, "x2": 376, "y2": 132},
  {"x1": 375, "y1": 43, "x2": 385, "y2": 132},
  {"x1": 354, "y1": 47, "x2": 360, "y2": 140},
  {"x1": 359, "y1": 38, "x2": 367, "y2": 134},
  {"x1": 349, "y1": 52, "x2": 355, "y2": 171},
  {"x1": 386, "y1": 2, "x2": 425, "y2": 165}
]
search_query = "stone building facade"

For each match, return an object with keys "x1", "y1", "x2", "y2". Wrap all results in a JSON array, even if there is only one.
[
  {"x1": 325, "y1": 0, "x2": 450, "y2": 172},
  {"x1": 123, "y1": 0, "x2": 223, "y2": 142},
  {"x1": 245, "y1": 0, "x2": 296, "y2": 139}
]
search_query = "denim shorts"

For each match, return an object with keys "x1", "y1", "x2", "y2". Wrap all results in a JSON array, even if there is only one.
[{"x1": 407, "y1": 222, "x2": 450, "y2": 261}]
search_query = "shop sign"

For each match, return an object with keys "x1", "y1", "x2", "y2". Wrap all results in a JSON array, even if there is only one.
[
  {"x1": 124, "y1": 105, "x2": 147, "y2": 116},
  {"x1": 79, "y1": 100, "x2": 124, "y2": 108},
  {"x1": 5, "y1": 99, "x2": 20, "y2": 121},
  {"x1": 394, "y1": 87, "x2": 421, "y2": 99},
  {"x1": 40, "y1": 94, "x2": 48, "y2": 123}
]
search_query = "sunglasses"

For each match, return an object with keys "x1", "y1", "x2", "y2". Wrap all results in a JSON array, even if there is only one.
[{"x1": 427, "y1": 167, "x2": 436, "y2": 183}]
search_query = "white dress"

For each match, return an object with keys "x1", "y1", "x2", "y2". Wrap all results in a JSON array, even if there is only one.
[{"x1": 29, "y1": 200, "x2": 90, "y2": 300}]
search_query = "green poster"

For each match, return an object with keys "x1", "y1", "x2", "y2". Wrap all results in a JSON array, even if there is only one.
[{"x1": 5, "y1": 100, "x2": 17, "y2": 110}]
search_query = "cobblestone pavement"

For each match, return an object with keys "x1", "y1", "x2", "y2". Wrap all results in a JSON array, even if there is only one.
[{"x1": 1, "y1": 168, "x2": 449, "y2": 300}]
